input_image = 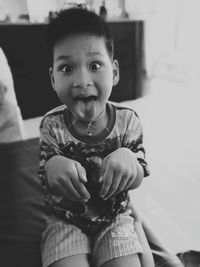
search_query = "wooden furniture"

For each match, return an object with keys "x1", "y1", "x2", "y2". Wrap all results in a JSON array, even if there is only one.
[{"x1": 0, "y1": 21, "x2": 146, "y2": 119}]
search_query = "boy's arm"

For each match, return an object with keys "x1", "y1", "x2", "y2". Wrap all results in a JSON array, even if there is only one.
[
  {"x1": 44, "y1": 154, "x2": 90, "y2": 202},
  {"x1": 126, "y1": 111, "x2": 150, "y2": 190},
  {"x1": 126, "y1": 111, "x2": 150, "y2": 178},
  {"x1": 100, "y1": 110, "x2": 149, "y2": 199},
  {"x1": 38, "y1": 116, "x2": 90, "y2": 213},
  {"x1": 128, "y1": 156, "x2": 144, "y2": 190}
]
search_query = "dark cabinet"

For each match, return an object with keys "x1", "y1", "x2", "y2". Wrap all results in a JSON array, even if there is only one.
[{"x1": 0, "y1": 21, "x2": 146, "y2": 119}]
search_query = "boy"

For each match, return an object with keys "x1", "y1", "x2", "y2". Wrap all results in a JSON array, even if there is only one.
[{"x1": 39, "y1": 7, "x2": 153, "y2": 267}]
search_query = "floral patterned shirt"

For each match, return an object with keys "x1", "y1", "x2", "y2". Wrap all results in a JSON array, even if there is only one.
[{"x1": 38, "y1": 101, "x2": 149, "y2": 234}]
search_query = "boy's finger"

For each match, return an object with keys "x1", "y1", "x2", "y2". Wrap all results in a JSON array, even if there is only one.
[
  {"x1": 99, "y1": 167, "x2": 113, "y2": 198},
  {"x1": 61, "y1": 178, "x2": 84, "y2": 201},
  {"x1": 114, "y1": 174, "x2": 128, "y2": 195},
  {"x1": 124, "y1": 176, "x2": 135, "y2": 190},
  {"x1": 73, "y1": 162, "x2": 90, "y2": 201},
  {"x1": 70, "y1": 176, "x2": 90, "y2": 202},
  {"x1": 103, "y1": 171, "x2": 121, "y2": 199},
  {"x1": 75, "y1": 162, "x2": 87, "y2": 183}
]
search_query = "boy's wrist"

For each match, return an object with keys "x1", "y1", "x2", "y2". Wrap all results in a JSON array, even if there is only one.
[
  {"x1": 136, "y1": 160, "x2": 144, "y2": 179},
  {"x1": 129, "y1": 161, "x2": 144, "y2": 190}
]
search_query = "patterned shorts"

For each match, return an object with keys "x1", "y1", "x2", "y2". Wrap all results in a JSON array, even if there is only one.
[{"x1": 41, "y1": 211, "x2": 143, "y2": 267}]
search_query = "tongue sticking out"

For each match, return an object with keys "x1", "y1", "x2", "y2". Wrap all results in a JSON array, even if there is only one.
[{"x1": 75, "y1": 99, "x2": 96, "y2": 121}]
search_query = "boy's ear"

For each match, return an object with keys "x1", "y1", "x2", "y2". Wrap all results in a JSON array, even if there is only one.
[
  {"x1": 49, "y1": 67, "x2": 56, "y2": 91},
  {"x1": 112, "y1": 59, "x2": 119, "y2": 86}
]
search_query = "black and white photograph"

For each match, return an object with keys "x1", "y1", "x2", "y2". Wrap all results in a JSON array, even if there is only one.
[{"x1": 0, "y1": 1, "x2": 200, "y2": 267}]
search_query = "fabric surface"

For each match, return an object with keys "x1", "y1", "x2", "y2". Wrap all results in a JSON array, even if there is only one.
[
  {"x1": 0, "y1": 137, "x2": 183, "y2": 267},
  {"x1": 0, "y1": 138, "x2": 47, "y2": 267},
  {"x1": 41, "y1": 212, "x2": 142, "y2": 267},
  {"x1": 0, "y1": 100, "x2": 24, "y2": 143},
  {"x1": 0, "y1": 47, "x2": 24, "y2": 142},
  {"x1": 0, "y1": 47, "x2": 17, "y2": 105}
]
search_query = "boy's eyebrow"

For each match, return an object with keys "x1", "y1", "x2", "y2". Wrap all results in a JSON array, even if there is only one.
[
  {"x1": 87, "y1": 51, "x2": 103, "y2": 56},
  {"x1": 55, "y1": 55, "x2": 71, "y2": 62},
  {"x1": 55, "y1": 52, "x2": 104, "y2": 62}
]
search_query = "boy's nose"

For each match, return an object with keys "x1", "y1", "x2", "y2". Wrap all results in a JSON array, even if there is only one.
[{"x1": 73, "y1": 68, "x2": 93, "y2": 88}]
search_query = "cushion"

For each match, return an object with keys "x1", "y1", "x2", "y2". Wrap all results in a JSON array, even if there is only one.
[
  {"x1": 0, "y1": 100, "x2": 24, "y2": 143},
  {"x1": 0, "y1": 47, "x2": 24, "y2": 143},
  {"x1": 0, "y1": 138, "x2": 47, "y2": 267},
  {"x1": 0, "y1": 47, "x2": 17, "y2": 106}
]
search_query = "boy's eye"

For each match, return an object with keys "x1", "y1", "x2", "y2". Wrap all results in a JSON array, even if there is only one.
[
  {"x1": 61, "y1": 65, "x2": 73, "y2": 73},
  {"x1": 90, "y1": 62, "x2": 102, "y2": 71}
]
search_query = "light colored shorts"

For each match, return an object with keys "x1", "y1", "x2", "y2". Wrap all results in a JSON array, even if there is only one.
[{"x1": 41, "y1": 211, "x2": 143, "y2": 267}]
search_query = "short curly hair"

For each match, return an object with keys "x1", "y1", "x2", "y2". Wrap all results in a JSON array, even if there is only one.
[{"x1": 45, "y1": 8, "x2": 114, "y2": 63}]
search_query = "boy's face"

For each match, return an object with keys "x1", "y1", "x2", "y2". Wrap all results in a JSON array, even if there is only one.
[{"x1": 50, "y1": 34, "x2": 119, "y2": 122}]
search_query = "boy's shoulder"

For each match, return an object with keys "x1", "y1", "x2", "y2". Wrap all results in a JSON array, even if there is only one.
[
  {"x1": 40, "y1": 104, "x2": 66, "y2": 128},
  {"x1": 44, "y1": 104, "x2": 66, "y2": 116},
  {"x1": 109, "y1": 101, "x2": 139, "y2": 117}
]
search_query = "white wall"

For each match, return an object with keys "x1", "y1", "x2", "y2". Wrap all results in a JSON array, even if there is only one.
[
  {"x1": 0, "y1": 0, "x2": 28, "y2": 22},
  {"x1": 26, "y1": 0, "x2": 57, "y2": 22}
]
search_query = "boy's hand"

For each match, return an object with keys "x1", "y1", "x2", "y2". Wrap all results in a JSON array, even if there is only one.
[
  {"x1": 45, "y1": 155, "x2": 90, "y2": 203},
  {"x1": 99, "y1": 148, "x2": 139, "y2": 199}
]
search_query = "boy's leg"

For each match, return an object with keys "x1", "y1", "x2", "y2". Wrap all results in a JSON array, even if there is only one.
[
  {"x1": 49, "y1": 254, "x2": 91, "y2": 267},
  {"x1": 41, "y1": 216, "x2": 91, "y2": 267},
  {"x1": 100, "y1": 254, "x2": 141, "y2": 267},
  {"x1": 93, "y1": 211, "x2": 143, "y2": 267}
]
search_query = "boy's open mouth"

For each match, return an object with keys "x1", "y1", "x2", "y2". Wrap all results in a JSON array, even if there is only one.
[{"x1": 74, "y1": 95, "x2": 97, "y2": 102}]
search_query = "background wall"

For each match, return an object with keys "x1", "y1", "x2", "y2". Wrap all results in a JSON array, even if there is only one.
[
  {"x1": 0, "y1": 0, "x2": 155, "y2": 23},
  {"x1": 0, "y1": 0, "x2": 28, "y2": 22}
]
